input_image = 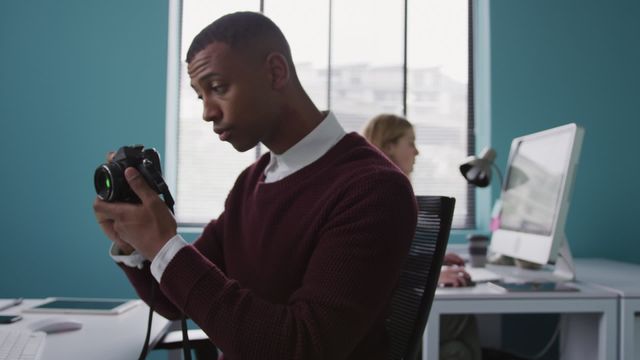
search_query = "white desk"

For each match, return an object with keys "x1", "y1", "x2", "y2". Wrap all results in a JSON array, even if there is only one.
[
  {"x1": 424, "y1": 273, "x2": 619, "y2": 360},
  {"x1": 0, "y1": 298, "x2": 170, "y2": 360},
  {"x1": 576, "y1": 258, "x2": 640, "y2": 360}
]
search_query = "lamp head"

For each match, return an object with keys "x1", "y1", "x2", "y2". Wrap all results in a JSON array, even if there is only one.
[{"x1": 459, "y1": 147, "x2": 497, "y2": 188}]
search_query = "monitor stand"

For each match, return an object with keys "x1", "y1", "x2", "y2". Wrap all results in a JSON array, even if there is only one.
[
  {"x1": 552, "y1": 233, "x2": 576, "y2": 281},
  {"x1": 508, "y1": 233, "x2": 577, "y2": 282}
]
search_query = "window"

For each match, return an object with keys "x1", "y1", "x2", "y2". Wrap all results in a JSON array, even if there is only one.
[{"x1": 167, "y1": 0, "x2": 474, "y2": 228}]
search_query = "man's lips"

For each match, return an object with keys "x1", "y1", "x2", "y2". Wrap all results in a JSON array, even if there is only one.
[{"x1": 214, "y1": 127, "x2": 231, "y2": 141}]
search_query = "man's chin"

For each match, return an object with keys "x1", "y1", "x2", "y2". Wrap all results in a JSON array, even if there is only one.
[{"x1": 230, "y1": 141, "x2": 258, "y2": 153}]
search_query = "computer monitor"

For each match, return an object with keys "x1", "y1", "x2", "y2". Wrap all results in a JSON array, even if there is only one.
[{"x1": 490, "y1": 123, "x2": 584, "y2": 280}]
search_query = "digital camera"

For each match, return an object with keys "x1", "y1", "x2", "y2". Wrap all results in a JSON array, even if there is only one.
[{"x1": 94, "y1": 145, "x2": 172, "y2": 206}]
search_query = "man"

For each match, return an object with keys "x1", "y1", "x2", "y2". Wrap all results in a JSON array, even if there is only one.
[{"x1": 93, "y1": 12, "x2": 417, "y2": 359}]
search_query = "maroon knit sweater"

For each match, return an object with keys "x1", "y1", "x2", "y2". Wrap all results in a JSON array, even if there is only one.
[{"x1": 121, "y1": 133, "x2": 417, "y2": 359}]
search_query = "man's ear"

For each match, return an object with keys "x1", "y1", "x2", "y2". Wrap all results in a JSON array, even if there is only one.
[{"x1": 265, "y1": 52, "x2": 290, "y2": 90}]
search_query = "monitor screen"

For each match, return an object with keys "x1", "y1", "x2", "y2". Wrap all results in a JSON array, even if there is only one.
[
  {"x1": 500, "y1": 129, "x2": 574, "y2": 236},
  {"x1": 490, "y1": 123, "x2": 584, "y2": 267}
]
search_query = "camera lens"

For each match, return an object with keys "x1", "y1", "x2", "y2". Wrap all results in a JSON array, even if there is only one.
[{"x1": 94, "y1": 163, "x2": 124, "y2": 201}]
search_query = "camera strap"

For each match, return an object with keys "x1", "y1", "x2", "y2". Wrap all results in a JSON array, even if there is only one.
[
  {"x1": 141, "y1": 159, "x2": 175, "y2": 210},
  {"x1": 137, "y1": 195, "x2": 192, "y2": 360}
]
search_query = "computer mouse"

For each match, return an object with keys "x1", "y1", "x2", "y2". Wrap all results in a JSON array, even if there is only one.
[{"x1": 29, "y1": 317, "x2": 83, "y2": 334}]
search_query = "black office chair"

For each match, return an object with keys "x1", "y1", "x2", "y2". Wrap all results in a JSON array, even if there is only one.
[
  {"x1": 156, "y1": 195, "x2": 455, "y2": 360},
  {"x1": 386, "y1": 195, "x2": 455, "y2": 360}
]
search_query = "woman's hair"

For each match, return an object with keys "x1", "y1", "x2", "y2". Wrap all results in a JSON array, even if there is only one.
[{"x1": 362, "y1": 114, "x2": 413, "y2": 152}]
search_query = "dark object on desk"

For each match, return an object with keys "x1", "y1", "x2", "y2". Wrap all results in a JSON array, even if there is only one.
[
  {"x1": 488, "y1": 281, "x2": 579, "y2": 292},
  {"x1": 94, "y1": 145, "x2": 174, "y2": 208},
  {"x1": 154, "y1": 196, "x2": 456, "y2": 360},
  {"x1": 0, "y1": 315, "x2": 22, "y2": 324},
  {"x1": 467, "y1": 234, "x2": 489, "y2": 268}
]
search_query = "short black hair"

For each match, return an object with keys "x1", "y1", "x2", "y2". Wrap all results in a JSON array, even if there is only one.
[{"x1": 186, "y1": 11, "x2": 292, "y2": 64}]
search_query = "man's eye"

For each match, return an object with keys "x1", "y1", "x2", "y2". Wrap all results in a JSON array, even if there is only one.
[{"x1": 211, "y1": 83, "x2": 228, "y2": 94}]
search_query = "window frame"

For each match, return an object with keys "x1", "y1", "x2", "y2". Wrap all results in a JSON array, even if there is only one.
[{"x1": 164, "y1": 0, "x2": 490, "y2": 233}]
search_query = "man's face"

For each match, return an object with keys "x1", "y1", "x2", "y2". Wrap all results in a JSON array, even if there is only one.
[{"x1": 188, "y1": 42, "x2": 279, "y2": 152}]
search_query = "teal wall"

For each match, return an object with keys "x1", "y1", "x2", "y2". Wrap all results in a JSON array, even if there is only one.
[
  {"x1": 0, "y1": 0, "x2": 169, "y2": 298},
  {"x1": 490, "y1": 0, "x2": 640, "y2": 264},
  {"x1": 0, "y1": 0, "x2": 638, "y2": 302}
]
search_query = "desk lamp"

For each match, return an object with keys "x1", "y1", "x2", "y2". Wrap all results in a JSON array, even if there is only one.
[
  {"x1": 459, "y1": 147, "x2": 502, "y2": 188},
  {"x1": 459, "y1": 147, "x2": 504, "y2": 231}
]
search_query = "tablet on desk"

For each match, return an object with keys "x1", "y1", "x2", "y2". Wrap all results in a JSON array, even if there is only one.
[{"x1": 23, "y1": 297, "x2": 141, "y2": 315}]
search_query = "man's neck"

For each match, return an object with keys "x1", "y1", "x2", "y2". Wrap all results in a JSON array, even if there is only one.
[{"x1": 266, "y1": 97, "x2": 324, "y2": 155}]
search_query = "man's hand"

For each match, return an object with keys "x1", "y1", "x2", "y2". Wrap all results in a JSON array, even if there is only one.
[{"x1": 93, "y1": 167, "x2": 177, "y2": 260}]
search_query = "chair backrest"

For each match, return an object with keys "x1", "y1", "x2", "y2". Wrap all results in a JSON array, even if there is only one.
[{"x1": 386, "y1": 195, "x2": 455, "y2": 360}]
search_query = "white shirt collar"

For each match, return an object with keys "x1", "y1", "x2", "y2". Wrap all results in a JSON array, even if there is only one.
[{"x1": 264, "y1": 111, "x2": 346, "y2": 183}]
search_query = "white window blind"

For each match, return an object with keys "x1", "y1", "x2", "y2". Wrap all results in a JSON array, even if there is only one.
[{"x1": 168, "y1": 0, "x2": 474, "y2": 228}]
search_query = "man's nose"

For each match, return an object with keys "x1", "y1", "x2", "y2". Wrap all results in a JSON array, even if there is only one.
[{"x1": 202, "y1": 97, "x2": 222, "y2": 123}]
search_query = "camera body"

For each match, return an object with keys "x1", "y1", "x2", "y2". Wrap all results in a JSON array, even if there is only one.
[{"x1": 94, "y1": 145, "x2": 171, "y2": 204}]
